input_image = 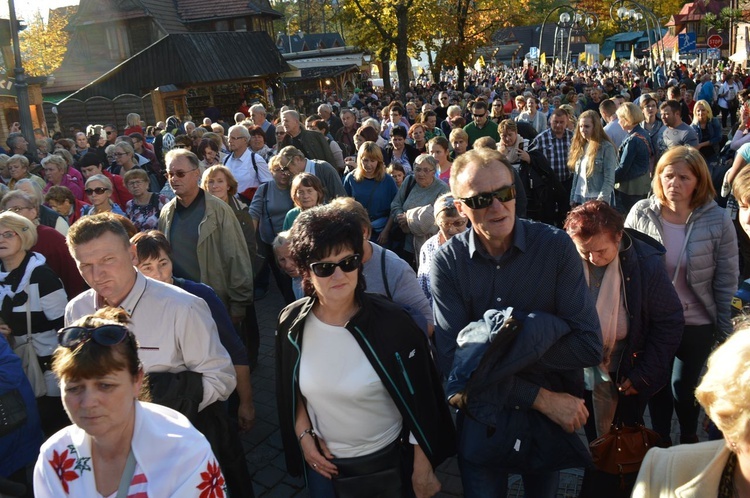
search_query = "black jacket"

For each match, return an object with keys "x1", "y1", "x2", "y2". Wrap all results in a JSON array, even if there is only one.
[
  {"x1": 382, "y1": 143, "x2": 420, "y2": 168},
  {"x1": 275, "y1": 292, "x2": 456, "y2": 476},
  {"x1": 616, "y1": 229, "x2": 684, "y2": 398}
]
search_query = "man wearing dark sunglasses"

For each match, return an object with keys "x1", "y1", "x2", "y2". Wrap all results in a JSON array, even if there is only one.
[
  {"x1": 431, "y1": 148, "x2": 602, "y2": 497},
  {"x1": 463, "y1": 100, "x2": 500, "y2": 148}
]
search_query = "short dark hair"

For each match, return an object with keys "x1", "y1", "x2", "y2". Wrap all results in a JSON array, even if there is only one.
[
  {"x1": 660, "y1": 100, "x2": 681, "y2": 115},
  {"x1": 45, "y1": 185, "x2": 76, "y2": 205},
  {"x1": 288, "y1": 204, "x2": 366, "y2": 296},
  {"x1": 391, "y1": 126, "x2": 407, "y2": 139},
  {"x1": 131, "y1": 230, "x2": 172, "y2": 263}
]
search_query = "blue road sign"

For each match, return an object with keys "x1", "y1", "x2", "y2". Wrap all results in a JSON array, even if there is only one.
[{"x1": 678, "y1": 33, "x2": 697, "y2": 53}]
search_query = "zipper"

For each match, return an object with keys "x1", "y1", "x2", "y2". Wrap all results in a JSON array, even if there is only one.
[
  {"x1": 395, "y1": 352, "x2": 415, "y2": 395},
  {"x1": 353, "y1": 326, "x2": 432, "y2": 455},
  {"x1": 288, "y1": 326, "x2": 307, "y2": 484}
]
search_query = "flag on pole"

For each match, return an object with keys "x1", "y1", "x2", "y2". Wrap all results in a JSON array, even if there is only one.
[
  {"x1": 587, "y1": 52, "x2": 593, "y2": 66},
  {"x1": 610, "y1": 49, "x2": 616, "y2": 67},
  {"x1": 630, "y1": 45, "x2": 636, "y2": 64},
  {"x1": 673, "y1": 45, "x2": 679, "y2": 63},
  {"x1": 652, "y1": 45, "x2": 658, "y2": 61},
  {"x1": 579, "y1": 52, "x2": 586, "y2": 62},
  {"x1": 540, "y1": 52, "x2": 547, "y2": 66}
]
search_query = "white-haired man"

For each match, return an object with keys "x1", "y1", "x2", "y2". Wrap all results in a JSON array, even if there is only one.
[
  {"x1": 250, "y1": 104, "x2": 277, "y2": 147},
  {"x1": 223, "y1": 124, "x2": 273, "y2": 202}
]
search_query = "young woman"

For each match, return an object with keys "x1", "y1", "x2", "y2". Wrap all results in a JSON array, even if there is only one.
[{"x1": 568, "y1": 110, "x2": 617, "y2": 206}]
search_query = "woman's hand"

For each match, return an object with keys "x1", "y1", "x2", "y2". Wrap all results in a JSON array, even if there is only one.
[
  {"x1": 300, "y1": 433, "x2": 338, "y2": 479},
  {"x1": 412, "y1": 445, "x2": 440, "y2": 498},
  {"x1": 618, "y1": 377, "x2": 639, "y2": 396},
  {"x1": 377, "y1": 230, "x2": 390, "y2": 246}
]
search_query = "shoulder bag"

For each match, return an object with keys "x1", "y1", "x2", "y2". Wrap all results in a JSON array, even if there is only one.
[{"x1": 14, "y1": 299, "x2": 47, "y2": 397}]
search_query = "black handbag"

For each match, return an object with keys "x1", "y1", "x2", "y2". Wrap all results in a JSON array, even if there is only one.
[
  {"x1": 330, "y1": 439, "x2": 406, "y2": 498},
  {"x1": 0, "y1": 389, "x2": 27, "y2": 437}
]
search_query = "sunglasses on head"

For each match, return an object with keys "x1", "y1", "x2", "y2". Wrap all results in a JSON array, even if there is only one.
[
  {"x1": 309, "y1": 254, "x2": 361, "y2": 278},
  {"x1": 58, "y1": 324, "x2": 130, "y2": 349},
  {"x1": 85, "y1": 187, "x2": 110, "y2": 195},
  {"x1": 459, "y1": 185, "x2": 516, "y2": 210}
]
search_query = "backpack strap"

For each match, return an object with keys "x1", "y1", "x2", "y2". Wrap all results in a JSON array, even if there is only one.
[
  {"x1": 250, "y1": 151, "x2": 259, "y2": 175},
  {"x1": 380, "y1": 248, "x2": 392, "y2": 300}
]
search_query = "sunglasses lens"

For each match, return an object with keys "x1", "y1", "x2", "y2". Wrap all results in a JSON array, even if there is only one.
[
  {"x1": 58, "y1": 327, "x2": 87, "y2": 348},
  {"x1": 311, "y1": 262, "x2": 336, "y2": 278},
  {"x1": 94, "y1": 325, "x2": 128, "y2": 345},
  {"x1": 463, "y1": 186, "x2": 515, "y2": 209},
  {"x1": 339, "y1": 255, "x2": 361, "y2": 273}
]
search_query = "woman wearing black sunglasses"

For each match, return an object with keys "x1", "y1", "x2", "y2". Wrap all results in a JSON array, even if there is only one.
[
  {"x1": 80, "y1": 174, "x2": 125, "y2": 218},
  {"x1": 275, "y1": 203, "x2": 455, "y2": 498},
  {"x1": 34, "y1": 308, "x2": 225, "y2": 498}
]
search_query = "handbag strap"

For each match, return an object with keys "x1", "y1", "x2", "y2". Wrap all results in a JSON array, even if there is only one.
[
  {"x1": 115, "y1": 449, "x2": 136, "y2": 498},
  {"x1": 25, "y1": 295, "x2": 32, "y2": 343}
]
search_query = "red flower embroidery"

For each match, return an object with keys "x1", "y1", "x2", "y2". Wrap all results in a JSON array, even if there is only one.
[
  {"x1": 197, "y1": 460, "x2": 225, "y2": 498},
  {"x1": 49, "y1": 449, "x2": 79, "y2": 494}
]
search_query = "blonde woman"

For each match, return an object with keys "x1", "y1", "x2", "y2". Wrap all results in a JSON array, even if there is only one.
[
  {"x1": 343, "y1": 142, "x2": 398, "y2": 245},
  {"x1": 124, "y1": 112, "x2": 143, "y2": 135},
  {"x1": 568, "y1": 109, "x2": 617, "y2": 206},
  {"x1": 690, "y1": 99, "x2": 722, "y2": 166}
]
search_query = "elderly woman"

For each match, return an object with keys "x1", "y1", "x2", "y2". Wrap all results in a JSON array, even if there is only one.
[
  {"x1": 283, "y1": 172, "x2": 326, "y2": 230},
  {"x1": 81, "y1": 174, "x2": 125, "y2": 217},
  {"x1": 250, "y1": 156, "x2": 295, "y2": 303},
  {"x1": 14, "y1": 178, "x2": 69, "y2": 235},
  {"x1": 33, "y1": 308, "x2": 225, "y2": 497},
  {"x1": 691, "y1": 99, "x2": 723, "y2": 168},
  {"x1": 0, "y1": 212, "x2": 68, "y2": 436},
  {"x1": 123, "y1": 169, "x2": 168, "y2": 232},
  {"x1": 44, "y1": 185, "x2": 88, "y2": 227},
  {"x1": 0, "y1": 153, "x2": 10, "y2": 184},
  {"x1": 248, "y1": 125, "x2": 274, "y2": 162},
  {"x1": 626, "y1": 145, "x2": 739, "y2": 446},
  {"x1": 569, "y1": 109, "x2": 617, "y2": 206},
  {"x1": 390, "y1": 155, "x2": 450, "y2": 265},
  {"x1": 7, "y1": 154, "x2": 44, "y2": 191},
  {"x1": 276, "y1": 204, "x2": 455, "y2": 498},
  {"x1": 344, "y1": 142, "x2": 399, "y2": 246},
  {"x1": 615, "y1": 102, "x2": 652, "y2": 213},
  {"x1": 417, "y1": 193, "x2": 468, "y2": 305},
  {"x1": 41, "y1": 155, "x2": 83, "y2": 201},
  {"x1": 564, "y1": 201, "x2": 684, "y2": 496},
  {"x1": 111, "y1": 142, "x2": 139, "y2": 176},
  {"x1": 633, "y1": 326, "x2": 750, "y2": 497},
  {"x1": 197, "y1": 138, "x2": 222, "y2": 172}
]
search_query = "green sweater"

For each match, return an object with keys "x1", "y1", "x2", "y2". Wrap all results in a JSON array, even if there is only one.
[{"x1": 463, "y1": 120, "x2": 500, "y2": 147}]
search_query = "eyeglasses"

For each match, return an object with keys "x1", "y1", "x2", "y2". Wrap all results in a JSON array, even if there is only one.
[
  {"x1": 4, "y1": 206, "x2": 30, "y2": 213},
  {"x1": 439, "y1": 218, "x2": 468, "y2": 231},
  {"x1": 414, "y1": 167, "x2": 434, "y2": 174},
  {"x1": 309, "y1": 254, "x2": 362, "y2": 278},
  {"x1": 166, "y1": 168, "x2": 198, "y2": 179},
  {"x1": 0, "y1": 231, "x2": 17, "y2": 239},
  {"x1": 459, "y1": 185, "x2": 516, "y2": 210},
  {"x1": 472, "y1": 113, "x2": 487, "y2": 118},
  {"x1": 276, "y1": 131, "x2": 286, "y2": 136},
  {"x1": 113, "y1": 152, "x2": 128, "y2": 157},
  {"x1": 271, "y1": 166, "x2": 291, "y2": 175},
  {"x1": 58, "y1": 324, "x2": 130, "y2": 349},
  {"x1": 228, "y1": 136, "x2": 246, "y2": 141},
  {"x1": 127, "y1": 180, "x2": 146, "y2": 187},
  {"x1": 85, "y1": 187, "x2": 110, "y2": 195}
]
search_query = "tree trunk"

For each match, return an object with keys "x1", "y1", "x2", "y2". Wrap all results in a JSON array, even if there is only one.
[
  {"x1": 455, "y1": 0, "x2": 470, "y2": 91},
  {"x1": 380, "y1": 48, "x2": 393, "y2": 93},
  {"x1": 426, "y1": 44, "x2": 440, "y2": 83},
  {"x1": 395, "y1": 4, "x2": 411, "y2": 96}
]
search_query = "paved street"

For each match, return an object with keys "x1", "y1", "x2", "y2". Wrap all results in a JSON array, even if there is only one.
[{"x1": 241, "y1": 282, "x2": 697, "y2": 498}]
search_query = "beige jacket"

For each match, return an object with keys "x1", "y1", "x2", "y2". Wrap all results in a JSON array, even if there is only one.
[{"x1": 633, "y1": 440, "x2": 729, "y2": 498}]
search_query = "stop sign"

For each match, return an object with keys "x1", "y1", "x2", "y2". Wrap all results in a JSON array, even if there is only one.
[{"x1": 708, "y1": 34, "x2": 723, "y2": 48}]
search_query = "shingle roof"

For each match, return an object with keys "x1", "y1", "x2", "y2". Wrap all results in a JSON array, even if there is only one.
[
  {"x1": 62, "y1": 31, "x2": 291, "y2": 101},
  {"x1": 138, "y1": 0, "x2": 188, "y2": 34},
  {"x1": 176, "y1": 0, "x2": 281, "y2": 21}
]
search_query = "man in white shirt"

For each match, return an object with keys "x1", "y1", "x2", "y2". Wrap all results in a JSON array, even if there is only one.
[{"x1": 223, "y1": 124, "x2": 272, "y2": 202}]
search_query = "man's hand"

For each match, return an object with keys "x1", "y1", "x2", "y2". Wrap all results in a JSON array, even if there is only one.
[
  {"x1": 518, "y1": 149, "x2": 530, "y2": 163},
  {"x1": 412, "y1": 444, "x2": 441, "y2": 498},
  {"x1": 532, "y1": 388, "x2": 588, "y2": 433},
  {"x1": 237, "y1": 400, "x2": 256, "y2": 432}
]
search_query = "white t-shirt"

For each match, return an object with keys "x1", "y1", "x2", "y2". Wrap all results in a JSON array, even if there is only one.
[{"x1": 299, "y1": 312, "x2": 402, "y2": 458}]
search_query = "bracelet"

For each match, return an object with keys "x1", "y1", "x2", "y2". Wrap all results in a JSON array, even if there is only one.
[{"x1": 298, "y1": 428, "x2": 316, "y2": 442}]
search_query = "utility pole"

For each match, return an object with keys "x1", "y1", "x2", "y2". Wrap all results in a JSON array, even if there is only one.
[{"x1": 8, "y1": 0, "x2": 33, "y2": 144}]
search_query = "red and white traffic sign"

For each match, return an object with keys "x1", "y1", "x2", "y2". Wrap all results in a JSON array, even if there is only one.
[{"x1": 707, "y1": 35, "x2": 723, "y2": 49}]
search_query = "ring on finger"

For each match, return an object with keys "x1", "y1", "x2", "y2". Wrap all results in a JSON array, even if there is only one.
[{"x1": 313, "y1": 463, "x2": 318, "y2": 468}]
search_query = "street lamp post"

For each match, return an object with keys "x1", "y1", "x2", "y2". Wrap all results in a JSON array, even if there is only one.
[
  {"x1": 286, "y1": 13, "x2": 299, "y2": 54},
  {"x1": 610, "y1": 0, "x2": 665, "y2": 69},
  {"x1": 8, "y1": 0, "x2": 33, "y2": 144},
  {"x1": 539, "y1": 4, "x2": 598, "y2": 73}
]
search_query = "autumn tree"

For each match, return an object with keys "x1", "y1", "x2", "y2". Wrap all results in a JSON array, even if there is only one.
[{"x1": 19, "y1": 9, "x2": 70, "y2": 77}]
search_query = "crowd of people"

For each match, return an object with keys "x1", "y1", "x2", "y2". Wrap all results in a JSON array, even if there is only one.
[{"x1": 2, "y1": 57, "x2": 750, "y2": 497}]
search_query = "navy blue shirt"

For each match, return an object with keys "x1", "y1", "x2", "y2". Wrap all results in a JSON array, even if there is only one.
[{"x1": 430, "y1": 218, "x2": 602, "y2": 408}]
